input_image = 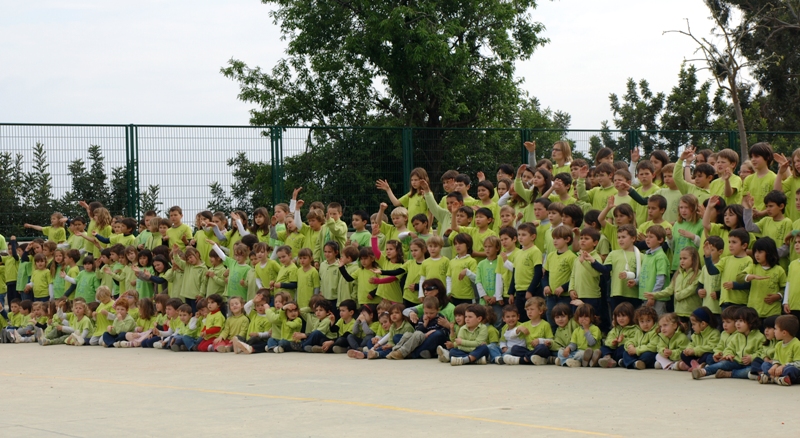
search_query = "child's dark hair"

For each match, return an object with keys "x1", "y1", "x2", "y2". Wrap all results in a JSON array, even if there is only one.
[
  {"x1": 764, "y1": 190, "x2": 788, "y2": 213},
  {"x1": 453, "y1": 303, "x2": 470, "y2": 317},
  {"x1": 475, "y1": 207, "x2": 494, "y2": 221},
  {"x1": 634, "y1": 306, "x2": 658, "y2": 325},
  {"x1": 748, "y1": 142, "x2": 774, "y2": 166},
  {"x1": 422, "y1": 296, "x2": 440, "y2": 310},
  {"x1": 385, "y1": 240, "x2": 405, "y2": 263},
  {"x1": 720, "y1": 305, "x2": 739, "y2": 322},
  {"x1": 617, "y1": 224, "x2": 637, "y2": 239},
  {"x1": 499, "y1": 227, "x2": 518, "y2": 240},
  {"x1": 636, "y1": 159, "x2": 655, "y2": 174},
  {"x1": 612, "y1": 302, "x2": 635, "y2": 327},
  {"x1": 554, "y1": 172, "x2": 573, "y2": 187},
  {"x1": 314, "y1": 299, "x2": 334, "y2": 313},
  {"x1": 457, "y1": 206, "x2": 475, "y2": 219},
  {"x1": 517, "y1": 222, "x2": 537, "y2": 237},
  {"x1": 579, "y1": 227, "x2": 600, "y2": 243},
  {"x1": 465, "y1": 304, "x2": 487, "y2": 320},
  {"x1": 482, "y1": 305, "x2": 497, "y2": 325},
  {"x1": 298, "y1": 248, "x2": 313, "y2": 259},
  {"x1": 206, "y1": 294, "x2": 223, "y2": 306},
  {"x1": 722, "y1": 204, "x2": 743, "y2": 230},
  {"x1": 166, "y1": 298, "x2": 183, "y2": 311},
  {"x1": 561, "y1": 204, "x2": 583, "y2": 227},
  {"x1": 735, "y1": 306, "x2": 761, "y2": 331},
  {"x1": 476, "y1": 180, "x2": 494, "y2": 195},
  {"x1": 455, "y1": 173, "x2": 471, "y2": 187},
  {"x1": 502, "y1": 304, "x2": 519, "y2": 316},
  {"x1": 729, "y1": 229, "x2": 750, "y2": 249},
  {"x1": 358, "y1": 247, "x2": 379, "y2": 269},
  {"x1": 648, "y1": 194, "x2": 667, "y2": 211},
  {"x1": 613, "y1": 203, "x2": 636, "y2": 226},
  {"x1": 411, "y1": 213, "x2": 428, "y2": 225},
  {"x1": 324, "y1": 241, "x2": 340, "y2": 257},
  {"x1": 339, "y1": 299, "x2": 357, "y2": 313},
  {"x1": 453, "y1": 233, "x2": 473, "y2": 254},
  {"x1": 138, "y1": 298, "x2": 156, "y2": 320},
  {"x1": 705, "y1": 235, "x2": 725, "y2": 252},
  {"x1": 595, "y1": 147, "x2": 614, "y2": 164},
  {"x1": 177, "y1": 304, "x2": 193, "y2": 315},
  {"x1": 241, "y1": 234, "x2": 258, "y2": 249},
  {"x1": 763, "y1": 315, "x2": 779, "y2": 330},
  {"x1": 551, "y1": 225, "x2": 573, "y2": 245},
  {"x1": 353, "y1": 210, "x2": 370, "y2": 223},
  {"x1": 251, "y1": 207, "x2": 271, "y2": 235},
  {"x1": 595, "y1": 162, "x2": 615, "y2": 176},
  {"x1": 690, "y1": 306, "x2": 718, "y2": 330},
  {"x1": 646, "y1": 225, "x2": 666, "y2": 242},
  {"x1": 584, "y1": 210, "x2": 601, "y2": 229},
  {"x1": 752, "y1": 237, "x2": 779, "y2": 268},
  {"x1": 694, "y1": 163, "x2": 715, "y2": 179},
  {"x1": 547, "y1": 202, "x2": 564, "y2": 214},
  {"x1": 776, "y1": 315, "x2": 800, "y2": 337},
  {"x1": 551, "y1": 302, "x2": 572, "y2": 319},
  {"x1": 137, "y1": 249, "x2": 153, "y2": 267},
  {"x1": 573, "y1": 303, "x2": 595, "y2": 321},
  {"x1": 533, "y1": 197, "x2": 551, "y2": 209},
  {"x1": 19, "y1": 300, "x2": 33, "y2": 312}
]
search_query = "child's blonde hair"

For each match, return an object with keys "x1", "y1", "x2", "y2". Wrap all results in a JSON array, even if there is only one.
[
  {"x1": 391, "y1": 207, "x2": 409, "y2": 219},
  {"x1": 426, "y1": 235, "x2": 444, "y2": 248},
  {"x1": 524, "y1": 296, "x2": 546, "y2": 313},
  {"x1": 184, "y1": 247, "x2": 201, "y2": 264},
  {"x1": 96, "y1": 286, "x2": 112, "y2": 301},
  {"x1": 677, "y1": 194, "x2": 700, "y2": 223},
  {"x1": 94, "y1": 207, "x2": 112, "y2": 228},
  {"x1": 233, "y1": 243, "x2": 249, "y2": 258},
  {"x1": 659, "y1": 312, "x2": 683, "y2": 332}
]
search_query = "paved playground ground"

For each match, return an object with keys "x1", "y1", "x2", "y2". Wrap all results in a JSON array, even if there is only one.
[{"x1": 1, "y1": 345, "x2": 797, "y2": 437}]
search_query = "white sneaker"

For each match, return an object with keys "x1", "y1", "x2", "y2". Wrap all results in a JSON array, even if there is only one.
[
  {"x1": 153, "y1": 341, "x2": 163, "y2": 349},
  {"x1": 436, "y1": 346, "x2": 450, "y2": 363},
  {"x1": 475, "y1": 357, "x2": 487, "y2": 365},
  {"x1": 581, "y1": 348, "x2": 593, "y2": 367},
  {"x1": 75, "y1": 336, "x2": 86, "y2": 346},
  {"x1": 450, "y1": 356, "x2": 467, "y2": 366},
  {"x1": 34, "y1": 327, "x2": 44, "y2": 341},
  {"x1": 274, "y1": 346, "x2": 284, "y2": 353},
  {"x1": 503, "y1": 354, "x2": 520, "y2": 365},
  {"x1": 531, "y1": 355, "x2": 548, "y2": 366},
  {"x1": 566, "y1": 358, "x2": 581, "y2": 368},
  {"x1": 118, "y1": 341, "x2": 131, "y2": 348}
]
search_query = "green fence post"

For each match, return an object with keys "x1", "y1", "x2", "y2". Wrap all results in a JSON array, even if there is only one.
[
  {"x1": 132, "y1": 125, "x2": 140, "y2": 220},
  {"x1": 520, "y1": 129, "x2": 532, "y2": 164},
  {"x1": 271, "y1": 126, "x2": 283, "y2": 207},
  {"x1": 402, "y1": 128, "x2": 414, "y2": 193},
  {"x1": 125, "y1": 124, "x2": 140, "y2": 219},
  {"x1": 728, "y1": 130, "x2": 737, "y2": 152}
]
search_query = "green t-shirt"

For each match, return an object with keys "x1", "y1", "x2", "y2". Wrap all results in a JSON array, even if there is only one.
[
  {"x1": 744, "y1": 264, "x2": 786, "y2": 317},
  {"x1": 296, "y1": 266, "x2": 320, "y2": 308},
  {"x1": 223, "y1": 258, "x2": 252, "y2": 301},
  {"x1": 604, "y1": 249, "x2": 638, "y2": 298},
  {"x1": 544, "y1": 250, "x2": 576, "y2": 296},
  {"x1": 75, "y1": 270, "x2": 100, "y2": 302},
  {"x1": 569, "y1": 250, "x2": 601, "y2": 299},
  {"x1": 513, "y1": 246, "x2": 543, "y2": 292},
  {"x1": 716, "y1": 255, "x2": 754, "y2": 305},
  {"x1": 448, "y1": 255, "x2": 478, "y2": 300},
  {"x1": 743, "y1": 171, "x2": 777, "y2": 211},
  {"x1": 638, "y1": 248, "x2": 670, "y2": 300}
]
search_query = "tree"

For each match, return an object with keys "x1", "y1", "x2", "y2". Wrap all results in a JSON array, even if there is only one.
[
  {"x1": 108, "y1": 166, "x2": 129, "y2": 217},
  {"x1": 207, "y1": 181, "x2": 233, "y2": 213},
  {"x1": 665, "y1": 1, "x2": 774, "y2": 158},
  {"x1": 139, "y1": 185, "x2": 162, "y2": 215},
  {"x1": 223, "y1": 0, "x2": 548, "y2": 129},
  {"x1": 22, "y1": 142, "x2": 53, "y2": 231},
  {"x1": 604, "y1": 79, "x2": 665, "y2": 159},
  {"x1": 0, "y1": 152, "x2": 24, "y2": 236}
]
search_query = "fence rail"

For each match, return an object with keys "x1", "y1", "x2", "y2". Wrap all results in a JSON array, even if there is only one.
[{"x1": 3, "y1": 123, "x2": 800, "y2": 238}]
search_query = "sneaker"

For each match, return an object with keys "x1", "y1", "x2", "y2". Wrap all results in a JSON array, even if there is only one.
[
  {"x1": 531, "y1": 355, "x2": 548, "y2": 366},
  {"x1": 776, "y1": 376, "x2": 792, "y2": 386},
  {"x1": 182, "y1": 345, "x2": 189, "y2": 351},
  {"x1": 590, "y1": 349, "x2": 601, "y2": 367},
  {"x1": 215, "y1": 344, "x2": 228, "y2": 353},
  {"x1": 112, "y1": 341, "x2": 122, "y2": 348},
  {"x1": 748, "y1": 372, "x2": 759, "y2": 381},
  {"x1": 65, "y1": 335, "x2": 75, "y2": 346},
  {"x1": 598, "y1": 357, "x2": 612, "y2": 368},
  {"x1": 367, "y1": 350, "x2": 378, "y2": 360},
  {"x1": 171, "y1": 344, "x2": 181, "y2": 352},
  {"x1": 548, "y1": 356, "x2": 557, "y2": 365},
  {"x1": 274, "y1": 346, "x2": 284, "y2": 354},
  {"x1": 635, "y1": 360, "x2": 646, "y2": 370},
  {"x1": 691, "y1": 368, "x2": 706, "y2": 380},
  {"x1": 581, "y1": 348, "x2": 592, "y2": 367},
  {"x1": 232, "y1": 340, "x2": 242, "y2": 354},
  {"x1": 475, "y1": 357, "x2": 487, "y2": 365},
  {"x1": 239, "y1": 341, "x2": 253, "y2": 354},
  {"x1": 310, "y1": 346, "x2": 324, "y2": 353},
  {"x1": 303, "y1": 345, "x2": 314, "y2": 353},
  {"x1": 419, "y1": 350, "x2": 431, "y2": 359},
  {"x1": 618, "y1": 359, "x2": 624, "y2": 368},
  {"x1": 40, "y1": 337, "x2": 50, "y2": 346},
  {"x1": 348, "y1": 349, "x2": 365, "y2": 359},
  {"x1": 450, "y1": 356, "x2": 467, "y2": 366},
  {"x1": 153, "y1": 341, "x2": 163, "y2": 349},
  {"x1": 759, "y1": 374, "x2": 773, "y2": 384},
  {"x1": 554, "y1": 358, "x2": 562, "y2": 366},
  {"x1": 34, "y1": 327, "x2": 43, "y2": 341},
  {"x1": 654, "y1": 362, "x2": 663, "y2": 369},
  {"x1": 37, "y1": 335, "x2": 45, "y2": 346},
  {"x1": 75, "y1": 336, "x2": 85, "y2": 346},
  {"x1": 674, "y1": 362, "x2": 689, "y2": 371},
  {"x1": 689, "y1": 360, "x2": 700, "y2": 371},
  {"x1": 10, "y1": 332, "x2": 19, "y2": 343},
  {"x1": 117, "y1": 341, "x2": 131, "y2": 348},
  {"x1": 715, "y1": 370, "x2": 732, "y2": 379},
  {"x1": 494, "y1": 356, "x2": 505, "y2": 365},
  {"x1": 436, "y1": 346, "x2": 450, "y2": 363},
  {"x1": 332, "y1": 346, "x2": 348, "y2": 354},
  {"x1": 503, "y1": 354, "x2": 520, "y2": 365},
  {"x1": 387, "y1": 351, "x2": 405, "y2": 360},
  {"x1": 566, "y1": 358, "x2": 581, "y2": 368}
]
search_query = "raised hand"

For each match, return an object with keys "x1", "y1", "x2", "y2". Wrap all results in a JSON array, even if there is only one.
[
  {"x1": 477, "y1": 171, "x2": 485, "y2": 182},
  {"x1": 292, "y1": 187, "x2": 303, "y2": 199},
  {"x1": 375, "y1": 179, "x2": 391, "y2": 192},
  {"x1": 680, "y1": 145, "x2": 696, "y2": 161},
  {"x1": 631, "y1": 147, "x2": 640, "y2": 163},
  {"x1": 524, "y1": 141, "x2": 536, "y2": 153}
]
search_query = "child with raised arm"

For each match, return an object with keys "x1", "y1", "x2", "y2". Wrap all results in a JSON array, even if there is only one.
[
  {"x1": 449, "y1": 207, "x2": 497, "y2": 262},
  {"x1": 557, "y1": 303, "x2": 601, "y2": 367},
  {"x1": 569, "y1": 228, "x2": 603, "y2": 322},
  {"x1": 502, "y1": 297, "x2": 552, "y2": 365},
  {"x1": 598, "y1": 196, "x2": 637, "y2": 252},
  {"x1": 630, "y1": 159, "x2": 660, "y2": 225},
  {"x1": 698, "y1": 236, "x2": 724, "y2": 318},
  {"x1": 627, "y1": 163, "x2": 682, "y2": 224},
  {"x1": 654, "y1": 312, "x2": 689, "y2": 370},
  {"x1": 674, "y1": 145, "x2": 713, "y2": 203},
  {"x1": 576, "y1": 162, "x2": 617, "y2": 211},
  {"x1": 622, "y1": 305, "x2": 660, "y2": 369},
  {"x1": 317, "y1": 202, "x2": 348, "y2": 258},
  {"x1": 744, "y1": 191, "x2": 793, "y2": 267},
  {"x1": 420, "y1": 178, "x2": 463, "y2": 259},
  {"x1": 211, "y1": 241, "x2": 252, "y2": 303},
  {"x1": 23, "y1": 212, "x2": 67, "y2": 244},
  {"x1": 376, "y1": 168, "x2": 430, "y2": 230},
  {"x1": 703, "y1": 196, "x2": 743, "y2": 257}
]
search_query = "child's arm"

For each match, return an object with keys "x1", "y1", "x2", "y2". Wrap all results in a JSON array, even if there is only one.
[
  {"x1": 232, "y1": 212, "x2": 251, "y2": 237},
  {"x1": 702, "y1": 196, "x2": 719, "y2": 234},
  {"x1": 513, "y1": 171, "x2": 533, "y2": 203},
  {"x1": 597, "y1": 196, "x2": 615, "y2": 228},
  {"x1": 211, "y1": 224, "x2": 227, "y2": 242},
  {"x1": 23, "y1": 223, "x2": 43, "y2": 231},
  {"x1": 673, "y1": 149, "x2": 694, "y2": 195},
  {"x1": 376, "y1": 179, "x2": 402, "y2": 207},
  {"x1": 211, "y1": 242, "x2": 228, "y2": 262},
  {"x1": 741, "y1": 194, "x2": 762, "y2": 234},
  {"x1": 494, "y1": 273, "x2": 504, "y2": 302}
]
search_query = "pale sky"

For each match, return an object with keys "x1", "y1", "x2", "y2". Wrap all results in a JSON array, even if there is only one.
[{"x1": 0, "y1": 0, "x2": 721, "y2": 129}]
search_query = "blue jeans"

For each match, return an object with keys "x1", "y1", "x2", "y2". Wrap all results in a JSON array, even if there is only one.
[
  {"x1": 410, "y1": 329, "x2": 448, "y2": 359},
  {"x1": 449, "y1": 345, "x2": 490, "y2": 362},
  {"x1": 101, "y1": 332, "x2": 126, "y2": 347},
  {"x1": 705, "y1": 360, "x2": 746, "y2": 376},
  {"x1": 267, "y1": 337, "x2": 280, "y2": 349},
  {"x1": 180, "y1": 335, "x2": 201, "y2": 351},
  {"x1": 600, "y1": 345, "x2": 624, "y2": 361},
  {"x1": 0, "y1": 293, "x2": 5, "y2": 308},
  {"x1": 302, "y1": 330, "x2": 330, "y2": 350},
  {"x1": 20, "y1": 292, "x2": 33, "y2": 301},
  {"x1": 487, "y1": 343, "x2": 502, "y2": 362},
  {"x1": 278, "y1": 339, "x2": 302, "y2": 352},
  {"x1": 622, "y1": 350, "x2": 656, "y2": 369},
  {"x1": 509, "y1": 344, "x2": 550, "y2": 364},
  {"x1": 681, "y1": 352, "x2": 714, "y2": 366},
  {"x1": 33, "y1": 296, "x2": 48, "y2": 303}
]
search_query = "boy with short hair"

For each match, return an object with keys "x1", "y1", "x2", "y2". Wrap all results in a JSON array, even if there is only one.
[
  {"x1": 628, "y1": 163, "x2": 683, "y2": 224},
  {"x1": 449, "y1": 207, "x2": 497, "y2": 261},
  {"x1": 674, "y1": 146, "x2": 713, "y2": 203},
  {"x1": 583, "y1": 210, "x2": 610, "y2": 262},
  {"x1": 318, "y1": 202, "x2": 348, "y2": 258},
  {"x1": 639, "y1": 225, "x2": 671, "y2": 315},
  {"x1": 744, "y1": 190, "x2": 793, "y2": 268},
  {"x1": 544, "y1": 173, "x2": 575, "y2": 206},
  {"x1": 636, "y1": 195, "x2": 672, "y2": 240},
  {"x1": 698, "y1": 236, "x2": 724, "y2": 316},
  {"x1": 577, "y1": 162, "x2": 617, "y2": 211},
  {"x1": 709, "y1": 148, "x2": 742, "y2": 205},
  {"x1": 569, "y1": 228, "x2": 603, "y2": 318},
  {"x1": 542, "y1": 226, "x2": 575, "y2": 324},
  {"x1": 495, "y1": 227, "x2": 519, "y2": 310},
  {"x1": 330, "y1": 299, "x2": 357, "y2": 353},
  {"x1": 348, "y1": 210, "x2": 372, "y2": 248},
  {"x1": 704, "y1": 229, "x2": 753, "y2": 309},
  {"x1": 506, "y1": 223, "x2": 543, "y2": 321},
  {"x1": 421, "y1": 179, "x2": 462, "y2": 259},
  {"x1": 742, "y1": 142, "x2": 778, "y2": 216},
  {"x1": 418, "y1": 236, "x2": 450, "y2": 297},
  {"x1": 762, "y1": 315, "x2": 800, "y2": 385},
  {"x1": 587, "y1": 224, "x2": 641, "y2": 310},
  {"x1": 632, "y1": 160, "x2": 659, "y2": 225},
  {"x1": 447, "y1": 304, "x2": 490, "y2": 365},
  {"x1": 532, "y1": 198, "x2": 551, "y2": 254},
  {"x1": 167, "y1": 206, "x2": 193, "y2": 251}
]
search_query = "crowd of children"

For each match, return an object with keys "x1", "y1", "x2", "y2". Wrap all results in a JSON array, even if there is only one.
[{"x1": 3, "y1": 140, "x2": 800, "y2": 386}]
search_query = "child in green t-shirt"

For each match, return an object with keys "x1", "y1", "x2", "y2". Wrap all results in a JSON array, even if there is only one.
[{"x1": 638, "y1": 225, "x2": 671, "y2": 315}]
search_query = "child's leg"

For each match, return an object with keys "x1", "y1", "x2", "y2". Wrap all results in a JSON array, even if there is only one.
[
  {"x1": 101, "y1": 332, "x2": 115, "y2": 347},
  {"x1": 749, "y1": 357, "x2": 765, "y2": 375},
  {"x1": 301, "y1": 330, "x2": 326, "y2": 349},
  {"x1": 346, "y1": 333, "x2": 362, "y2": 350},
  {"x1": 410, "y1": 329, "x2": 448, "y2": 359},
  {"x1": 185, "y1": 298, "x2": 197, "y2": 314},
  {"x1": 704, "y1": 360, "x2": 735, "y2": 375},
  {"x1": 197, "y1": 338, "x2": 216, "y2": 352},
  {"x1": 487, "y1": 343, "x2": 502, "y2": 362},
  {"x1": 395, "y1": 332, "x2": 425, "y2": 357},
  {"x1": 781, "y1": 365, "x2": 800, "y2": 384},
  {"x1": 469, "y1": 345, "x2": 490, "y2": 362},
  {"x1": 89, "y1": 336, "x2": 101, "y2": 346},
  {"x1": 266, "y1": 337, "x2": 279, "y2": 350},
  {"x1": 654, "y1": 353, "x2": 674, "y2": 369},
  {"x1": 331, "y1": 336, "x2": 349, "y2": 353},
  {"x1": 731, "y1": 364, "x2": 752, "y2": 379},
  {"x1": 622, "y1": 350, "x2": 638, "y2": 369}
]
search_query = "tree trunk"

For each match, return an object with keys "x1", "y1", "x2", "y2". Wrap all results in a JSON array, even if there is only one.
[{"x1": 729, "y1": 77, "x2": 748, "y2": 158}]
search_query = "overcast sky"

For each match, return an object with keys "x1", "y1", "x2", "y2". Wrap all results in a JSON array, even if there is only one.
[{"x1": 0, "y1": 0, "x2": 720, "y2": 129}]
